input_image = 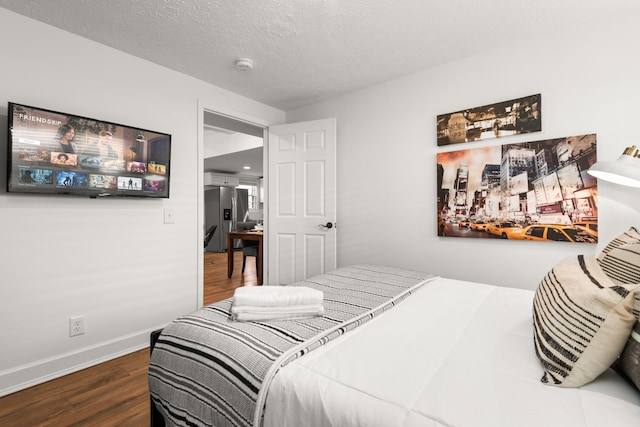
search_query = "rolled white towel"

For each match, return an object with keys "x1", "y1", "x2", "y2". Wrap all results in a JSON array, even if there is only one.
[
  {"x1": 233, "y1": 285, "x2": 323, "y2": 307},
  {"x1": 230, "y1": 304, "x2": 324, "y2": 322}
]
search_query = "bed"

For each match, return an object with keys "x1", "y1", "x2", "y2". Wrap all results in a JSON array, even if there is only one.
[{"x1": 149, "y1": 257, "x2": 640, "y2": 427}]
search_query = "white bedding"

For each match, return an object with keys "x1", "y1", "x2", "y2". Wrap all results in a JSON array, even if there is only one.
[{"x1": 263, "y1": 277, "x2": 640, "y2": 427}]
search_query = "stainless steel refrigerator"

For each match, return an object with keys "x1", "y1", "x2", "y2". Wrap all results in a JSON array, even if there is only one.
[{"x1": 204, "y1": 186, "x2": 249, "y2": 252}]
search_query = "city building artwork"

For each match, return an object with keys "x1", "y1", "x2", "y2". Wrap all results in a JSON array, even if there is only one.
[
  {"x1": 437, "y1": 94, "x2": 541, "y2": 146},
  {"x1": 437, "y1": 134, "x2": 598, "y2": 243}
]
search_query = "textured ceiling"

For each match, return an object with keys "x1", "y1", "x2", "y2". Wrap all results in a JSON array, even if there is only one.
[{"x1": 0, "y1": 0, "x2": 638, "y2": 111}]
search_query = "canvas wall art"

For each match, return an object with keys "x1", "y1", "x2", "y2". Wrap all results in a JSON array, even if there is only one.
[
  {"x1": 437, "y1": 94, "x2": 541, "y2": 146},
  {"x1": 436, "y1": 133, "x2": 598, "y2": 243}
]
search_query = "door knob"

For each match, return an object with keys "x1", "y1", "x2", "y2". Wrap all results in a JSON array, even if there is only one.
[{"x1": 319, "y1": 222, "x2": 334, "y2": 229}]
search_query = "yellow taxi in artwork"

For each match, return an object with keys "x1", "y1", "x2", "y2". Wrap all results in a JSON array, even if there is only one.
[
  {"x1": 573, "y1": 221, "x2": 598, "y2": 238},
  {"x1": 486, "y1": 221, "x2": 523, "y2": 239},
  {"x1": 512, "y1": 224, "x2": 596, "y2": 243},
  {"x1": 470, "y1": 220, "x2": 489, "y2": 232}
]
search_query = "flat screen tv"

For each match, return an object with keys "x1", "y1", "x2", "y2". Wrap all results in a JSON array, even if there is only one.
[{"x1": 6, "y1": 102, "x2": 171, "y2": 198}]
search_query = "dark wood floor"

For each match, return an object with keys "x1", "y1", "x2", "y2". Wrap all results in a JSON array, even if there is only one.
[{"x1": 0, "y1": 250, "x2": 257, "y2": 427}]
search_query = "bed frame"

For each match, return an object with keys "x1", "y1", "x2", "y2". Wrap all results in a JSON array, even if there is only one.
[{"x1": 149, "y1": 329, "x2": 165, "y2": 427}]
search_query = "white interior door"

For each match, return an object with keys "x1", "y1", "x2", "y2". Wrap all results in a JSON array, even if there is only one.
[{"x1": 267, "y1": 118, "x2": 337, "y2": 284}]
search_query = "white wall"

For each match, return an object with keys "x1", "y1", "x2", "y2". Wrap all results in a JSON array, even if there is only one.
[
  {"x1": 0, "y1": 8, "x2": 284, "y2": 395},
  {"x1": 4, "y1": 4, "x2": 640, "y2": 398},
  {"x1": 288, "y1": 8, "x2": 640, "y2": 290}
]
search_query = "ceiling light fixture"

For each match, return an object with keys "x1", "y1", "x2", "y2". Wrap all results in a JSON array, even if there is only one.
[
  {"x1": 235, "y1": 58, "x2": 253, "y2": 72},
  {"x1": 587, "y1": 146, "x2": 640, "y2": 187},
  {"x1": 243, "y1": 166, "x2": 251, "y2": 170}
]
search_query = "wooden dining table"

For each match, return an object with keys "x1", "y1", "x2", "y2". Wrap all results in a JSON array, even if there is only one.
[{"x1": 226, "y1": 230, "x2": 263, "y2": 285}]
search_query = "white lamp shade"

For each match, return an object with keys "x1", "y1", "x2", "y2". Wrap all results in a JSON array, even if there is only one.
[{"x1": 588, "y1": 154, "x2": 640, "y2": 187}]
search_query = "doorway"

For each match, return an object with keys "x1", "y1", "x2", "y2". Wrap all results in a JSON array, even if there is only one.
[
  {"x1": 200, "y1": 110, "x2": 266, "y2": 304},
  {"x1": 203, "y1": 111, "x2": 265, "y2": 250}
]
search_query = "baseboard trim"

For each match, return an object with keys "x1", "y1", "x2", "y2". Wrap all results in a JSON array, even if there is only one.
[{"x1": 0, "y1": 326, "x2": 165, "y2": 397}]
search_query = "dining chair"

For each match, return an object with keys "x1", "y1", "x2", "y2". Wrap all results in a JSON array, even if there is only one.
[
  {"x1": 204, "y1": 225, "x2": 217, "y2": 249},
  {"x1": 237, "y1": 222, "x2": 258, "y2": 273}
]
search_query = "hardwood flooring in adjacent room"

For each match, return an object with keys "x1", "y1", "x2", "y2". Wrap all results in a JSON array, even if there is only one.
[
  {"x1": 0, "y1": 250, "x2": 258, "y2": 427},
  {"x1": 204, "y1": 249, "x2": 260, "y2": 306}
]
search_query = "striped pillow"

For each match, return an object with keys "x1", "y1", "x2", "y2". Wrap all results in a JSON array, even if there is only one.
[
  {"x1": 597, "y1": 226, "x2": 640, "y2": 262},
  {"x1": 533, "y1": 255, "x2": 640, "y2": 387},
  {"x1": 616, "y1": 321, "x2": 640, "y2": 391},
  {"x1": 598, "y1": 243, "x2": 640, "y2": 285},
  {"x1": 598, "y1": 243, "x2": 640, "y2": 320}
]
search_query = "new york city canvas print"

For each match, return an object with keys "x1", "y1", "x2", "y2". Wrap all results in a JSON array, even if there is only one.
[
  {"x1": 437, "y1": 94, "x2": 541, "y2": 146},
  {"x1": 437, "y1": 133, "x2": 598, "y2": 243}
]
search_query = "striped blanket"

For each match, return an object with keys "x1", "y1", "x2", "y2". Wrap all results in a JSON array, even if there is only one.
[{"x1": 148, "y1": 265, "x2": 436, "y2": 427}]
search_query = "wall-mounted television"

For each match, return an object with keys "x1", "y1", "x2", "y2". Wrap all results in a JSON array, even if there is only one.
[{"x1": 6, "y1": 102, "x2": 171, "y2": 198}]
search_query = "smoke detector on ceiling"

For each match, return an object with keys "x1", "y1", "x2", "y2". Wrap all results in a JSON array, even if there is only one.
[{"x1": 235, "y1": 58, "x2": 253, "y2": 72}]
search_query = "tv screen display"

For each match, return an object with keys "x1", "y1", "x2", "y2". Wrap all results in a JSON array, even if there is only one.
[{"x1": 6, "y1": 102, "x2": 171, "y2": 198}]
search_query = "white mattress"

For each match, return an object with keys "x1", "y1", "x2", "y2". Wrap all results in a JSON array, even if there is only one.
[{"x1": 263, "y1": 277, "x2": 640, "y2": 427}]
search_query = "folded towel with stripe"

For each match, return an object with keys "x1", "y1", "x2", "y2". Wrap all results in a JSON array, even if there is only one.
[
  {"x1": 230, "y1": 304, "x2": 325, "y2": 321},
  {"x1": 232, "y1": 285, "x2": 324, "y2": 307}
]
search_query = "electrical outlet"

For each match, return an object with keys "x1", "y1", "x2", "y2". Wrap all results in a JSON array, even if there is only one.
[{"x1": 69, "y1": 316, "x2": 86, "y2": 337}]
